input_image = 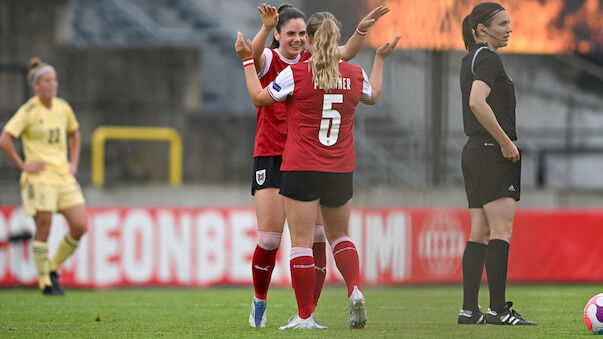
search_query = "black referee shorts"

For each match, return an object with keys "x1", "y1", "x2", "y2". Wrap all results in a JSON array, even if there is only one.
[
  {"x1": 461, "y1": 138, "x2": 521, "y2": 208},
  {"x1": 251, "y1": 156, "x2": 283, "y2": 195},
  {"x1": 279, "y1": 171, "x2": 353, "y2": 207}
]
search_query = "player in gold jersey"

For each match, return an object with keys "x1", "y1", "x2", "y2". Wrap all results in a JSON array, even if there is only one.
[{"x1": 0, "y1": 57, "x2": 87, "y2": 296}]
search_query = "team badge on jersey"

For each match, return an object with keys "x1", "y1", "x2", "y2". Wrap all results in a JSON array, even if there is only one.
[{"x1": 256, "y1": 169, "x2": 266, "y2": 185}]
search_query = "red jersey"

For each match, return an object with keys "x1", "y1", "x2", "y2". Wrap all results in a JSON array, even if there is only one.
[
  {"x1": 254, "y1": 49, "x2": 311, "y2": 156},
  {"x1": 268, "y1": 61, "x2": 371, "y2": 172}
]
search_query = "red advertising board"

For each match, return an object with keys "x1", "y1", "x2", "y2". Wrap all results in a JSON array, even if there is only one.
[{"x1": 1, "y1": 206, "x2": 602, "y2": 288}]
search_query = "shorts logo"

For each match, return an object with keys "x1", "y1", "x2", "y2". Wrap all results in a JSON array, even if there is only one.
[
  {"x1": 256, "y1": 169, "x2": 266, "y2": 186},
  {"x1": 272, "y1": 82, "x2": 281, "y2": 92},
  {"x1": 508, "y1": 185, "x2": 516, "y2": 192}
]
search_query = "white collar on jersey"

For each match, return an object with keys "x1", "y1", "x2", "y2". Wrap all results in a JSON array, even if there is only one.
[{"x1": 275, "y1": 49, "x2": 302, "y2": 64}]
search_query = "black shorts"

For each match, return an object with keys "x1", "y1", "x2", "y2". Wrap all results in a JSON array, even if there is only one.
[
  {"x1": 279, "y1": 171, "x2": 353, "y2": 207},
  {"x1": 251, "y1": 156, "x2": 283, "y2": 195},
  {"x1": 461, "y1": 137, "x2": 521, "y2": 208}
]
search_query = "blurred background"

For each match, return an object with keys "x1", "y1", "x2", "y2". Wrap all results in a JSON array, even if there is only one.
[{"x1": 1, "y1": 0, "x2": 603, "y2": 207}]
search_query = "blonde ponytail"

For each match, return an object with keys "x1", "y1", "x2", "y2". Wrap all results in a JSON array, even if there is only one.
[{"x1": 306, "y1": 12, "x2": 341, "y2": 91}]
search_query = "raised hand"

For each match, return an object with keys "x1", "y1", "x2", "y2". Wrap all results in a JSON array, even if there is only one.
[
  {"x1": 376, "y1": 35, "x2": 401, "y2": 59},
  {"x1": 357, "y1": 5, "x2": 390, "y2": 31},
  {"x1": 258, "y1": 3, "x2": 278, "y2": 29},
  {"x1": 235, "y1": 32, "x2": 253, "y2": 60}
]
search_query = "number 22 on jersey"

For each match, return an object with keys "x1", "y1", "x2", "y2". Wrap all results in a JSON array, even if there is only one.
[
  {"x1": 319, "y1": 94, "x2": 343, "y2": 146},
  {"x1": 48, "y1": 127, "x2": 60, "y2": 144}
]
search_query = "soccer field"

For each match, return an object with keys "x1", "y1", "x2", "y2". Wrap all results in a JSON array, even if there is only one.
[{"x1": 0, "y1": 284, "x2": 598, "y2": 338}]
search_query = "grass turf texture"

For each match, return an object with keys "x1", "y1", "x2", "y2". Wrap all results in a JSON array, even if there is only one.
[{"x1": 0, "y1": 284, "x2": 599, "y2": 338}]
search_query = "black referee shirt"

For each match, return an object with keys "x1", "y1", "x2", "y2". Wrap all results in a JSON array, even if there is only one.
[{"x1": 460, "y1": 43, "x2": 517, "y2": 141}]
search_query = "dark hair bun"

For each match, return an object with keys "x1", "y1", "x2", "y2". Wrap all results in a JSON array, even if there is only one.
[
  {"x1": 277, "y1": 4, "x2": 293, "y2": 13},
  {"x1": 29, "y1": 57, "x2": 42, "y2": 69}
]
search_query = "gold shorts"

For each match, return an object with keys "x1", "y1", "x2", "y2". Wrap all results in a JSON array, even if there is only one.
[{"x1": 21, "y1": 182, "x2": 85, "y2": 216}]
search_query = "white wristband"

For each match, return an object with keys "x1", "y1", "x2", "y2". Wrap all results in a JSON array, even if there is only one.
[
  {"x1": 356, "y1": 27, "x2": 368, "y2": 36},
  {"x1": 243, "y1": 58, "x2": 254, "y2": 67}
]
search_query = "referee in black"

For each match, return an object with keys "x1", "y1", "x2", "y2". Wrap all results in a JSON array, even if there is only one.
[{"x1": 457, "y1": 2, "x2": 536, "y2": 326}]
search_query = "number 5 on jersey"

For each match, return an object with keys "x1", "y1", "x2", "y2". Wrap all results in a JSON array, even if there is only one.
[{"x1": 319, "y1": 94, "x2": 343, "y2": 146}]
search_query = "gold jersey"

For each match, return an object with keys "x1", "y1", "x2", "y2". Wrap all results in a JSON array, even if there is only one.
[{"x1": 4, "y1": 96, "x2": 79, "y2": 186}]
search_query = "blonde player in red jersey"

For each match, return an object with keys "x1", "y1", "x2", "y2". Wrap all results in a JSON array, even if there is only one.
[
  {"x1": 247, "y1": 3, "x2": 390, "y2": 328},
  {"x1": 0, "y1": 57, "x2": 87, "y2": 296},
  {"x1": 237, "y1": 11, "x2": 399, "y2": 329}
]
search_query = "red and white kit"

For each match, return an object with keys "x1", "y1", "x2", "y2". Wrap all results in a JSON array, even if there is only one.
[
  {"x1": 268, "y1": 60, "x2": 371, "y2": 172},
  {"x1": 254, "y1": 49, "x2": 311, "y2": 156}
]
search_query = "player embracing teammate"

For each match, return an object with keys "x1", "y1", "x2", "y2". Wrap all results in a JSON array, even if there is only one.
[
  {"x1": 244, "y1": 3, "x2": 390, "y2": 329},
  {"x1": 237, "y1": 5, "x2": 399, "y2": 330}
]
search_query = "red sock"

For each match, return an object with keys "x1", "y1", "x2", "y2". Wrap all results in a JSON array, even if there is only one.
[
  {"x1": 332, "y1": 237, "x2": 361, "y2": 297},
  {"x1": 252, "y1": 245, "x2": 277, "y2": 300},
  {"x1": 312, "y1": 241, "x2": 326, "y2": 308},
  {"x1": 290, "y1": 248, "x2": 315, "y2": 319}
]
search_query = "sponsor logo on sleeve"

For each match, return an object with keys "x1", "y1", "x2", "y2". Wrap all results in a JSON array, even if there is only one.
[{"x1": 272, "y1": 82, "x2": 281, "y2": 92}]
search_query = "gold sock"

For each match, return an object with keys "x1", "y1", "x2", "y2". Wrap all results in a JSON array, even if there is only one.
[
  {"x1": 50, "y1": 234, "x2": 79, "y2": 272},
  {"x1": 33, "y1": 241, "x2": 51, "y2": 289}
]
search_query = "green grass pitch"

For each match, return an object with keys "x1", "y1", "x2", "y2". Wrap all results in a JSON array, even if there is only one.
[{"x1": 0, "y1": 284, "x2": 600, "y2": 338}]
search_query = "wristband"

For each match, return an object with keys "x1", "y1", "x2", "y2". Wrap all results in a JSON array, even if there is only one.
[
  {"x1": 243, "y1": 58, "x2": 254, "y2": 67},
  {"x1": 355, "y1": 27, "x2": 368, "y2": 36}
]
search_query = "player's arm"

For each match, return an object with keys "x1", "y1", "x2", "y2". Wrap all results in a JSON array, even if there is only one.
[
  {"x1": 67, "y1": 130, "x2": 81, "y2": 175},
  {"x1": 236, "y1": 32, "x2": 277, "y2": 107},
  {"x1": 251, "y1": 3, "x2": 278, "y2": 73},
  {"x1": 469, "y1": 81, "x2": 519, "y2": 162},
  {"x1": 362, "y1": 35, "x2": 400, "y2": 105},
  {"x1": 0, "y1": 130, "x2": 44, "y2": 173},
  {"x1": 339, "y1": 5, "x2": 390, "y2": 61}
]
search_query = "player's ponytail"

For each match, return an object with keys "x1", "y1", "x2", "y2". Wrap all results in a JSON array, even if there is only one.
[
  {"x1": 268, "y1": 4, "x2": 306, "y2": 49},
  {"x1": 462, "y1": 15, "x2": 476, "y2": 51},
  {"x1": 307, "y1": 12, "x2": 341, "y2": 91},
  {"x1": 29, "y1": 57, "x2": 43, "y2": 69}
]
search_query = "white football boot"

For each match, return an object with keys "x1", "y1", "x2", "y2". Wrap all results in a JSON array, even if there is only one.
[
  {"x1": 348, "y1": 286, "x2": 367, "y2": 328},
  {"x1": 279, "y1": 314, "x2": 327, "y2": 330},
  {"x1": 248, "y1": 298, "x2": 267, "y2": 328}
]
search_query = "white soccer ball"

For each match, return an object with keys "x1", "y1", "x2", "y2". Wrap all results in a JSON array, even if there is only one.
[{"x1": 585, "y1": 293, "x2": 603, "y2": 335}]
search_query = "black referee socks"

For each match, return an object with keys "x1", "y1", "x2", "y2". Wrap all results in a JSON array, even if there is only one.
[
  {"x1": 462, "y1": 241, "x2": 487, "y2": 312},
  {"x1": 485, "y1": 239, "x2": 510, "y2": 313}
]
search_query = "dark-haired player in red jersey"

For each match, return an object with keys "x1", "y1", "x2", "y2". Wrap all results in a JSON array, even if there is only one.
[
  {"x1": 246, "y1": 3, "x2": 390, "y2": 328},
  {"x1": 237, "y1": 10, "x2": 399, "y2": 329}
]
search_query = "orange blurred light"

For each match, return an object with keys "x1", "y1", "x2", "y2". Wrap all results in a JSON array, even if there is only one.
[{"x1": 365, "y1": 0, "x2": 603, "y2": 54}]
